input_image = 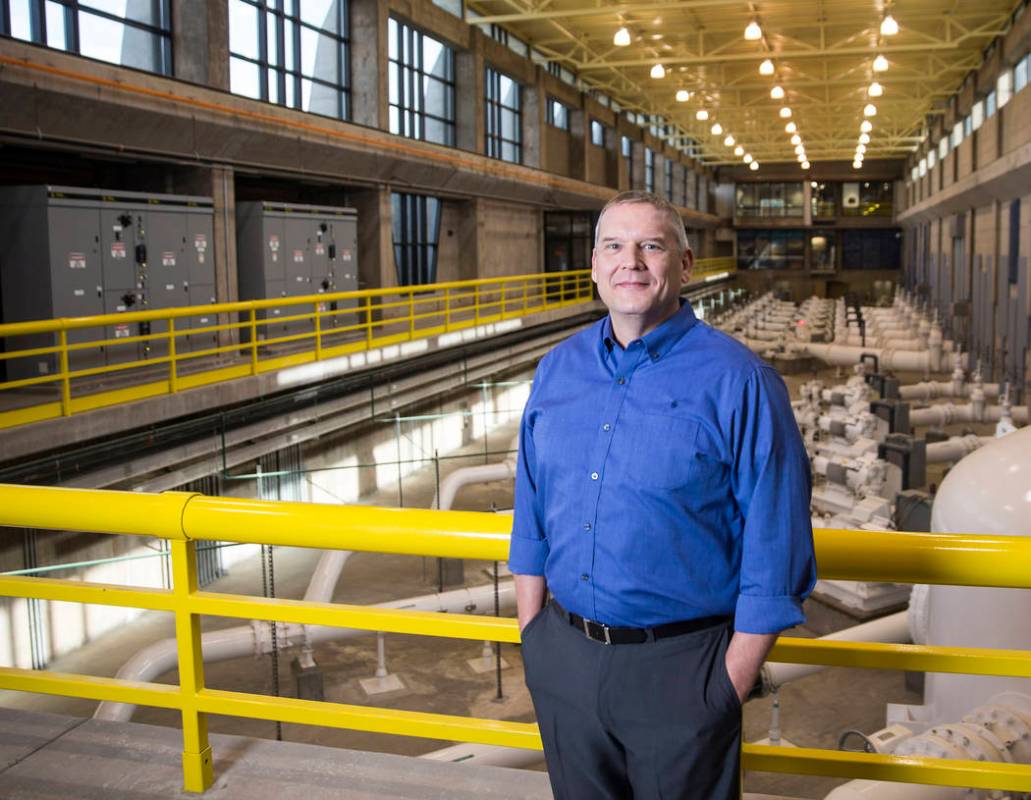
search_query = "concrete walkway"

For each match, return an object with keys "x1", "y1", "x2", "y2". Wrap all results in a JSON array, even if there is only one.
[{"x1": 0, "y1": 708, "x2": 804, "y2": 799}]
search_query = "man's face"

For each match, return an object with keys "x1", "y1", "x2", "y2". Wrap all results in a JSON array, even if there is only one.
[{"x1": 591, "y1": 202, "x2": 692, "y2": 337}]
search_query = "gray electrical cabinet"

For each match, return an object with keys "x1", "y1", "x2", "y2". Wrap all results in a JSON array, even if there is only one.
[
  {"x1": 0, "y1": 186, "x2": 215, "y2": 380},
  {"x1": 236, "y1": 201, "x2": 358, "y2": 344}
]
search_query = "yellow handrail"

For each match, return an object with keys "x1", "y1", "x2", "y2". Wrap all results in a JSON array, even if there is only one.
[
  {"x1": 0, "y1": 482, "x2": 1028, "y2": 794},
  {"x1": 0, "y1": 262, "x2": 735, "y2": 432}
]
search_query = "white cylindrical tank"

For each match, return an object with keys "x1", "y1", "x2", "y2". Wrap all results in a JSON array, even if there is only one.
[{"x1": 925, "y1": 424, "x2": 1031, "y2": 724}]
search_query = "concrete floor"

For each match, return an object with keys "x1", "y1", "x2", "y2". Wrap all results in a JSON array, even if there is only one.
[{"x1": 0, "y1": 360, "x2": 939, "y2": 799}]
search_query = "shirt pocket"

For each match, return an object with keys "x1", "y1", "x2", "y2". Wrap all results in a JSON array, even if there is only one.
[{"x1": 620, "y1": 413, "x2": 721, "y2": 490}]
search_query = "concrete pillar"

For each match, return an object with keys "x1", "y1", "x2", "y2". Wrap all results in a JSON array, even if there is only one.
[
  {"x1": 569, "y1": 104, "x2": 587, "y2": 182},
  {"x1": 522, "y1": 80, "x2": 544, "y2": 170},
  {"x1": 455, "y1": 40, "x2": 484, "y2": 154},
  {"x1": 352, "y1": 187, "x2": 395, "y2": 291},
  {"x1": 350, "y1": 0, "x2": 388, "y2": 129},
  {"x1": 173, "y1": 0, "x2": 229, "y2": 90},
  {"x1": 457, "y1": 199, "x2": 484, "y2": 281}
]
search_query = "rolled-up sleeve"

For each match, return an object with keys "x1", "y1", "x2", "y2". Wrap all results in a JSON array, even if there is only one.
[
  {"x1": 508, "y1": 366, "x2": 549, "y2": 575},
  {"x1": 729, "y1": 366, "x2": 816, "y2": 634}
]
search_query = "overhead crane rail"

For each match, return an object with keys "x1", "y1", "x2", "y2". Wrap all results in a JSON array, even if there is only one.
[{"x1": 0, "y1": 483, "x2": 1029, "y2": 794}]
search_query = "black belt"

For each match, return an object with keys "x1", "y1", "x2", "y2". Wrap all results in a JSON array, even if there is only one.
[{"x1": 555, "y1": 601, "x2": 730, "y2": 645}]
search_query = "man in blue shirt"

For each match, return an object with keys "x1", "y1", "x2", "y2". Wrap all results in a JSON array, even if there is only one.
[{"x1": 509, "y1": 191, "x2": 815, "y2": 799}]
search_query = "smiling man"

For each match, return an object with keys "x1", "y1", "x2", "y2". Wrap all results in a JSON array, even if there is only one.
[{"x1": 510, "y1": 191, "x2": 816, "y2": 799}]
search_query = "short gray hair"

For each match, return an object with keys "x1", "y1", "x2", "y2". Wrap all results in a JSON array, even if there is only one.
[{"x1": 594, "y1": 191, "x2": 690, "y2": 254}]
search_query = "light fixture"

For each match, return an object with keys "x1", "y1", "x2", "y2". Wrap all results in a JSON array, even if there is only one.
[
  {"x1": 696, "y1": 109, "x2": 709, "y2": 120},
  {"x1": 650, "y1": 63, "x2": 666, "y2": 79},
  {"x1": 711, "y1": 122, "x2": 723, "y2": 135},
  {"x1": 873, "y1": 54, "x2": 889, "y2": 72},
  {"x1": 676, "y1": 89, "x2": 690, "y2": 102},
  {"x1": 801, "y1": 160, "x2": 811, "y2": 169},
  {"x1": 743, "y1": 153, "x2": 753, "y2": 163},
  {"x1": 796, "y1": 153, "x2": 806, "y2": 162},
  {"x1": 790, "y1": 133, "x2": 801, "y2": 145},
  {"x1": 853, "y1": 159, "x2": 863, "y2": 168},
  {"x1": 859, "y1": 132, "x2": 870, "y2": 144},
  {"x1": 770, "y1": 85, "x2": 785, "y2": 100},
  {"x1": 724, "y1": 134, "x2": 735, "y2": 146},
  {"x1": 785, "y1": 121, "x2": 797, "y2": 133},
  {"x1": 749, "y1": 161, "x2": 759, "y2": 171},
  {"x1": 779, "y1": 106, "x2": 792, "y2": 118},
  {"x1": 856, "y1": 143, "x2": 867, "y2": 154},
  {"x1": 864, "y1": 103, "x2": 878, "y2": 117},
  {"x1": 880, "y1": 13, "x2": 899, "y2": 36},
  {"x1": 794, "y1": 144, "x2": 805, "y2": 155},
  {"x1": 744, "y1": 19, "x2": 762, "y2": 40},
  {"x1": 759, "y1": 58, "x2": 775, "y2": 76},
  {"x1": 613, "y1": 26, "x2": 631, "y2": 47},
  {"x1": 861, "y1": 120, "x2": 873, "y2": 133},
  {"x1": 734, "y1": 144, "x2": 744, "y2": 156},
  {"x1": 868, "y1": 82, "x2": 883, "y2": 97}
]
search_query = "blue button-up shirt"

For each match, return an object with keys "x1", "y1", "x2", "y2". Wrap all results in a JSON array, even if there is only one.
[{"x1": 509, "y1": 301, "x2": 816, "y2": 634}]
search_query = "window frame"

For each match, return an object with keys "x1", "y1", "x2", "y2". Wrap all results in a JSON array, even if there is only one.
[
  {"x1": 546, "y1": 97, "x2": 570, "y2": 130},
  {"x1": 388, "y1": 17, "x2": 456, "y2": 147},
  {"x1": 484, "y1": 65, "x2": 521, "y2": 163},
  {"x1": 229, "y1": 0, "x2": 351, "y2": 120},
  {"x1": 391, "y1": 192, "x2": 442, "y2": 286}
]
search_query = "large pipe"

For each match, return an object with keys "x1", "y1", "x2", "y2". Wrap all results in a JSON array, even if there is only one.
[
  {"x1": 925, "y1": 435, "x2": 993, "y2": 464},
  {"x1": 909, "y1": 403, "x2": 1029, "y2": 427},
  {"x1": 94, "y1": 579, "x2": 516, "y2": 722},
  {"x1": 791, "y1": 342, "x2": 945, "y2": 373},
  {"x1": 431, "y1": 436, "x2": 519, "y2": 512},
  {"x1": 762, "y1": 611, "x2": 911, "y2": 692}
]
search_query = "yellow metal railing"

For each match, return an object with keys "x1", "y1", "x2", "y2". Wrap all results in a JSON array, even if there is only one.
[
  {"x1": 0, "y1": 261, "x2": 735, "y2": 432},
  {"x1": 0, "y1": 484, "x2": 1029, "y2": 794}
]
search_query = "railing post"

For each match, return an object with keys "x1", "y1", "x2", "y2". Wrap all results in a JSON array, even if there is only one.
[
  {"x1": 170, "y1": 539, "x2": 214, "y2": 793},
  {"x1": 168, "y1": 318, "x2": 178, "y2": 394},
  {"x1": 365, "y1": 299, "x2": 374, "y2": 347},
  {"x1": 58, "y1": 328, "x2": 72, "y2": 417},
  {"x1": 500, "y1": 284, "x2": 506, "y2": 319},
  {"x1": 522, "y1": 280, "x2": 528, "y2": 313},
  {"x1": 409, "y1": 292, "x2": 415, "y2": 340},
  {"x1": 474, "y1": 285, "x2": 480, "y2": 325},
  {"x1": 444, "y1": 288, "x2": 451, "y2": 330},
  {"x1": 249, "y1": 309, "x2": 259, "y2": 376},
  {"x1": 314, "y1": 302, "x2": 322, "y2": 360}
]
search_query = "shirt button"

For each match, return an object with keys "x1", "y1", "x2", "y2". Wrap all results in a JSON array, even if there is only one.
[
  {"x1": 581, "y1": 574, "x2": 590, "y2": 582},
  {"x1": 602, "y1": 423, "x2": 611, "y2": 431},
  {"x1": 583, "y1": 522, "x2": 592, "y2": 531},
  {"x1": 617, "y1": 377, "x2": 626, "y2": 385},
  {"x1": 590, "y1": 471, "x2": 599, "y2": 480}
]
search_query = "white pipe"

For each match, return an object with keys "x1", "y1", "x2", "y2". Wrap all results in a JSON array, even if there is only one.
[
  {"x1": 94, "y1": 579, "x2": 516, "y2": 722},
  {"x1": 925, "y1": 435, "x2": 993, "y2": 464},
  {"x1": 900, "y1": 381, "x2": 1001, "y2": 401},
  {"x1": 824, "y1": 781, "x2": 965, "y2": 799},
  {"x1": 792, "y1": 342, "x2": 943, "y2": 373},
  {"x1": 303, "y1": 549, "x2": 352, "y2": 603},
  {"x1": 909, "y1": 403, "x2": 1029, "y2": 428},
  {"x1": 432, "y1": 436, "x2": 519, "y2": 511},
  {"x1": 763, "y1": 611, "x2": 910, "y2": 691}
]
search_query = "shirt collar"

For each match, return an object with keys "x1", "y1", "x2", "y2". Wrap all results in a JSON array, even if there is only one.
[{"x1": 601, "y1": 299, "x2": 699, "y2": 363}]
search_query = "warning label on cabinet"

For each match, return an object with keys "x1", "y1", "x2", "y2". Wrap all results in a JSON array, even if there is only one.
[
  {"x1": 68, "y1": 252, "x2": 86, "y2": 269},
  {"x1": 114, "y1": 325, "x2": 130, "y2": 339},
  {"x1": 111, "y1": 242, "x2": 127, "y2": 259},
  {"x1": 269, "y1": 234, "x2": 280, "y2": 263},
  {"x1": 293, "y1": 250, "x2": 304, "y2": 263},
  {"x1": 340, "y1": 248, "x2": 352, "y2": 262},
  {"x1": 161, "y1": 251, "x2": 176, "y2": 267},
  {"x1": 194, "y1": 234, "x2": 207, "y2": 264}
]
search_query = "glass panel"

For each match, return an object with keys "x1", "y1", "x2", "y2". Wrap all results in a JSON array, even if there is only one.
[
  {"x1": 302, "y1": 78, "x2": 337, "y2": 116},
  {"x1": 299, "y1": 0, "x2": 337, "y2": 33},
  {"x1": 501, "y1": 141, "x2": 519, "y2": 163},
  {"x1": 300, "y1": 28, "x2": 339, "y2": 83},
  {"x1": 500, "y1": 75, "x2": 518, "y2": 108},
  {"x1": 1016, "y1": 57, "x2": 1028, "y2": 93},
  {"x1": 45, "y1": 1, "x2": 68, "y2": 49},
  {"x1": 500, "y1": 108, "x2": 517, "y2": 140},
  {"x1": 938, "y1": 137, "x2": 948, "y2": 160},
  {"x1": 998, "y1": 70, "x2": 1013, "y2": 108},
  {"x1": 388, "y1": 105, "x2": 400, "y2": 135},
  {"x1": 388, "y1": 17, "x2": 398, "y2": 60},
  {"x1": 266, "y1": 11, "x2": 279, "y2": 65},
  {"x1": 78, "y1": 11, "x2": 161, "y2": 71},
  {"x1": 951, "y1": 122, "x2": 962, "y2": 148},
  {"x1": 971, "y1": 100, "x2": 984, "y2": 130},
  {"x1": 284, "y1": 18, "x2": 296, "y2": 68},
  {"x1": 424, "y1": 116, "x2": 447, "y2": 145},
  {"x1": 80, "y1": 0, "x2": 163, "y2": 26},
  {"x1": 423, "y1": 75, "x2": 448, "y2": 117},
  {"x1": 9, "y1": 0, "x2": 36, "y2": 41},
  {"x1": 267, "y1": 68, "x2": 279, "y2": 102},
  {"x1": 388, "y1": 62, "x2": 400, "y2": 104},
  {"x1": 986, "y1": 90, "x2": 996, "y2": 118},
  {"x1": 229, "y1": 0, "x2": 260, "y2": 60},
  {"x1": 230, "y1": 56, "x2": 262, "y2": 99},
  {"x1": 422, "y1": 37, "x2": 448, "y2": 79}
]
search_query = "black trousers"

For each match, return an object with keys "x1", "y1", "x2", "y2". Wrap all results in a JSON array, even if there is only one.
[{"x1": 521, "y1": 601, "x2": 742, "y2": 800}]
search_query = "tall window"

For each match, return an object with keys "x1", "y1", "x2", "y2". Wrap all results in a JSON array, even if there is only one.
[
  {"x1": 546, "y1": 97, "x2": 570, "y2": 130},
  {"x1": 621, "y1": 136, "x2": 633, "y2": 187},
  {"x1": 229, "y1": 0, "x2": 350, "y2": 119},
  {"x1": 391, "y1": 193, "x2": 441, "y2": 286},
  {"x1": 544, "y1": 212, "x2": 596, "y2": 272},
  {"x1": 664, "y1": 159, "x2": 673, "y2": 199},
  {"x1": 644, "y1": 147, "x2": 654, "y2": 193},
  {"x1": 590, "y1": 119, "x2": 605, "y2": 147},
  {"x1": 388, "y1": 18, "x2": 455, "y2": 146},
  {"x1": 1, "y1": 0, "x2": 171, "y2": 74},
  {"x1": 485, "y1": 67, "x2": 521, "y2": 163}
]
